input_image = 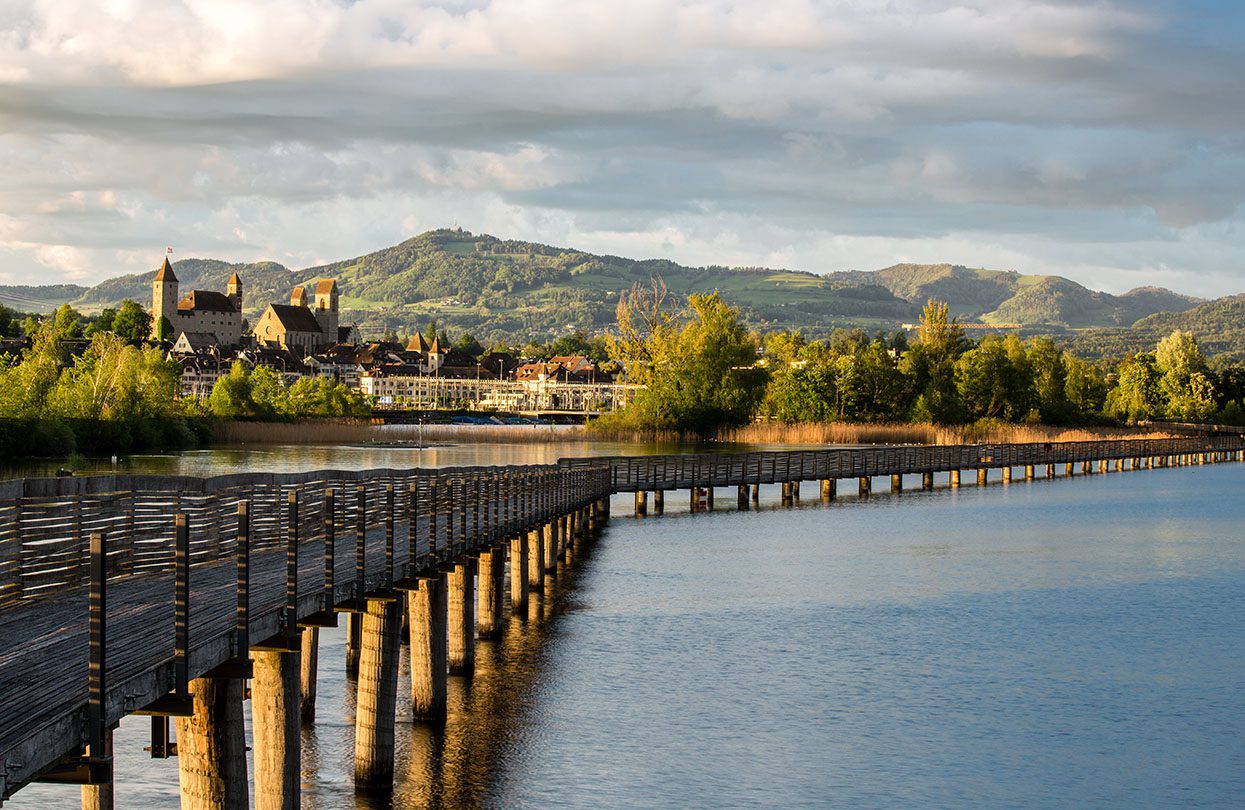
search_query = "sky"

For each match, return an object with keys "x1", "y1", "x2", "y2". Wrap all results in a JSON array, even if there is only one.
[{"x1": 2, "y1": 0, "x2": 1244, "y2": 297}]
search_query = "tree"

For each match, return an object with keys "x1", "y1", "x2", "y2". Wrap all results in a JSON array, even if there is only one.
[
  {"x1": 455, "y1": 332, "x2": 485, "y2": 358},
  {"x1": 1105, "y1": 354, "x2": 1161, "y2": 421},
  {"x1": 111, "y1": 300, "x2": 153, "y2": 345},
  {"x1": 902, "y1": 300, "x2": 967, "y2": 424},
  {"x1": 852, "y1": 340, "x2": 908, "y2": 422},
  {"x1": 208, "y1": 362, "x2": 259, "y2": 419},
  {"x1": 600, "y1": 292, "x2": 765, "y2": 436},
  {"x1": 1154, "y1": 330, "x2": 1217, "y2": 421},
  {"x1": 1064, "y1": 356, "x2": 1106, "y2": 418},
  {"x1": 606, "y1": 277, "x2": 676, "y2": 386},
  {"x1": 955, "y1": 335, "x2": 1035, "y2": 422},
  {"x1": 1027, "y1": 337, "x2": 1071, "y2": 423}
]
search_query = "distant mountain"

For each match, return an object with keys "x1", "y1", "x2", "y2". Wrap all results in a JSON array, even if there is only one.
[
  {"x1": 6, "y1": 230, "x2": 1222, "y2": 343},
  {"x1": 829, "y1": 263, "x2": 1201, "y2": 327},
  {"x1": 0, "y1": 284, "x2": 90, "y2": 314}
]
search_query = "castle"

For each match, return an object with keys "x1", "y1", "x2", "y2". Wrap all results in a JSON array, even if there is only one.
[
  {"x1": 150, "y1": 257, "x2": 344, "y2": 353},
  {"x1": 150, "y1": 258, "x2": 244, "y2": 346}
]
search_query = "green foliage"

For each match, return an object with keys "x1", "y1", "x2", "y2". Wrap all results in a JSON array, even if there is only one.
[
  {"x1": 111, "y1": 300, "x2": 153, "y2": 344},
  {"x1": 597, "y1": 292, "x2": 766, "y2": 436},
  {"x1": 207, "y1": 362, "x2": 370, "y2": 420}
]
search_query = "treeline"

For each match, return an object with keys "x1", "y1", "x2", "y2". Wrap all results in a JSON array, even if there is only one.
[
  {"x1": 203, "y1": 363, "x2": 369, "y2": 420},
  {"x1": 0, "y1": 305, "x2": 209, "y2": 456},
  {"x1": 597, "y1": 291, "x2": 1245, "y2": 436}
]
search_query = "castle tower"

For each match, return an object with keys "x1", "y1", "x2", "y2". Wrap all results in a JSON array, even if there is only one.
[
  {"x1": 227, "y1": 272, "x2": 243, "y2": 311},
  {"x1": 151, "y1": 257, "x2": 179, "y2": 340},
  {"x1": 313, "y1": 279, "x2": 339, "y2": 343},
  {"x1": 291, "y1": 286, "x2": 307, "y2": 307}
]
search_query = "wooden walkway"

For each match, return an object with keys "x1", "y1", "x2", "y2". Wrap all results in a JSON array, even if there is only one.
[{"x1": 0, "y1": 435, "x2": 1240, "y2": 802}]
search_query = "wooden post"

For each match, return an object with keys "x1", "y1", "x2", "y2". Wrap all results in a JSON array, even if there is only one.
[
  {"x1": 477, "y1": 546, "x2": 504, "y2": 639},
  {"x1": 346, "y1": 613, "x2": 362, "y2": 677},
  {"x1": 1024, "y1": 464, "x2": 1034, "y2": 480},
  {"x1": 950, "y1": 470, "x2": 960, "y2": 487},
  {"x1": 527, "y1": 528, "x2": 544, "y2": 589},
  {"x1": 706, "y1": 485, "x2": 715, "y2": 510},
  {"x1": 737, "y1": 484, "x2": 749, "y2": 509},
  {"x1": 252, "y1": 649, "x2": 300, "y2": 810},
  {"x1": 80, "y1": 729, "x2": 113, "y2": 810},
  {"x1": 822, "y1": 479, "x2": 837, "y2": 500},
  {"x1": 176, "y1": 676, "x2": 248, "y2": 810},
  {"x1": 1001, "y1": 466, "x2": 1012, "y2": 483},
  {"x1": 299, "y1": 627, "x2": 318, "y2": 720},
  {"x1": 509, "y1": 535, "x2": 528, "y2": 612},
  {"x1": 977, "y1": 468, "x2": 988, "y2": 486},
  {"x1": 858, "y1": 476, "x2": 870, "y2": 497},
  {"x1": 1045, "y1": 463, "x2": 1055, "y2": 478},
  {"x1": 407, "y1": 575, "x2": 447, "y2": 721},
  {"x1": 1066, "y1": 462, "x2": 1075, "y2": 476},
  {"x1": 354, "y1": 596, "x2": 402, "y2": 791},
  {"x1": 447, "y1": 559, "x2": 476, "y2": 675},
  {"x1": 780, "y1": 481, "x2": 792, "y2": 506},
  {"x1": 543, "y1": 522, "x2": 557, "y2": 573},
  {"x1": 652, "y1": 490, "x2": 664, "y2": 514},
  {"x1": 890, "y1": 474, "x2": 903, "y2": 493},
  {"x1": 921, "y1": 472, "x2": 933, "y2": 490},
  {"x1": 634, "y1": 490, "x2": 647, "y2": 516}
]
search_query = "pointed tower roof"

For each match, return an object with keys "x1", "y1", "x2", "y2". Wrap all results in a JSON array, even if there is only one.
[
  {"x1": 153, "y1": 257, "x2": 178, "y2": 283},
  {"x1": 406, "y1": 333, "x2": 430, "y2": 353},
  {"x1": 429, "y1": 335, "x2": 441, "y2": 355},
  {"x1": 227, "y1": 272, "x2": 241, "y2": 285}
]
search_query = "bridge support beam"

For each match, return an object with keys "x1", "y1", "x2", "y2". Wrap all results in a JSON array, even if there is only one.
[
  {"x1": 527, "y1": 529, "x2": 544, "y2": 590},
  {"x1": 80, "y1": 729, "x2": 113, "y2": 810},
  {"x1": 252, "y1": 650, "x2": 300, "y2": 810},
  {"x1": 921, "y1": 472, "x2": 933, "y2": 490},
  {"x1": 821, "y1": 479, "x2": 837, "y2": 501},
  {"x1": 507, "y1": 535, "x2": 527, "y2": 612},
  {"x1": 977, "y1": 468, "x2": 988, "y2": 486},
  {"x1": 407, "y1": 575, "x2": 447, "y2": 721},
  {"x1": 890, "y1": 474, "x2": 903, "y2": 493},
  {"x1": 1025, "y1": 465, "x2": 1035, "y2": 481},
  {"x1": 1066, "y1": 462, "x2": 1075, "y2": 476},
  {"x1": 543, "y1": 522, "x2": 557, "y2": 573},
  {"x1": 738, "y1": 484, "x2": 749, "y2": 509},
  {"x1": 634, "y1": 490, "x2": 647, "y2": 516},
  {"x1": 299, "y1": 627, "x2": 318, "y2": 721},
  {"x1": 780, "y1": 482, "x2": 793, "y2": 506},
  {"x1": 345, "y1": 613, "x2": 362, "y2": 678},
  {"x1": 1001, "y1": 466, "x2": 1012, "y2": 484},
  {"x1": 706, "y1": 486, "x2": 715, "y2": 510},
  {"x1": 653, "y1": 490, "x2": 664, "y2": 514},
  {"x1": 176, "y1": 676, "x2": 249, "y2": 810},
  {"x1": 950, "y1": 470, "x2": 960, "y2": 488},
  {"x1": 476, "y1": 546, "x2": 505, "y2": 639},
  {"x1": 448, "y1": 559, "x2": 476, "y2": 675},
  {"x1": 858, "y1": 476, "x2": 871, "y2": 497},
  {"x1": 355, "y1": 596, "x2": 401, "y2": 792}
]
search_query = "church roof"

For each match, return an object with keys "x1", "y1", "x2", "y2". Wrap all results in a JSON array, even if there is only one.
[
  {"x1": 406, "y1": 333, "x2": 430, "y2": 353},
  {"x1": 227, "y1": 272, "x2": 241, "y2": 285},
  {"x1": 315, "y1": 279, "x2": 337, "y2": 295},
  {"x1": 153, "y1": 257, "x2": 177, "y2": 283},
  {"x1": 265, "y1": 304, "x2": 325, "y2": 334},
  {"x1": 177, "y1": 290, "x2": 237, "y2": 313}
]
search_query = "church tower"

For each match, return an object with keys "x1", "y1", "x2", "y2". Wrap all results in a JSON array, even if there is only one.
[
  {"x1": 313, "y1": 279, "x2": 339, "y2": 342},
  {"x1": 227, "y1": 272, "x2": 243, "y2": 311},
  {"x1": 151, "y1": 257, "x2": 179, "y2": 340}
]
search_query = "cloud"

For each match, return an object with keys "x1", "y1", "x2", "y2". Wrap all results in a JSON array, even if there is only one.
[{"x1": 1, "y1": 1, "x2": 1245, "y2": 296}]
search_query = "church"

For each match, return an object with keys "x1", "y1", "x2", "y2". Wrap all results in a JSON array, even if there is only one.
[
  {"x1": 149, "y1": 258, "x2": 244, "y2": 346},
  {"x1": 252, "y1": 279, "x2": 342, "y2": 353}
]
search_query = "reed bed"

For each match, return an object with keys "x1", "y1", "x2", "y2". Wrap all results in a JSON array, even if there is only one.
[
  {"x1": 217, "y1": 418, "x2": 1174, "y2": 448},
  {"x1": 713, "y1": 421, "x2": 1176, "y2": 446}
]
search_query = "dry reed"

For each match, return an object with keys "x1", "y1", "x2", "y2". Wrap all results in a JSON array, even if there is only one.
[{"x1": 714, "y1": 421, "x2": 1176, "y2": 446}]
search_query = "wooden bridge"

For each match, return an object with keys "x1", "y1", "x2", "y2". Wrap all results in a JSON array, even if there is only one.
[{"x1": 0, "y1": 435, "x2": 1240, "y2": 808}]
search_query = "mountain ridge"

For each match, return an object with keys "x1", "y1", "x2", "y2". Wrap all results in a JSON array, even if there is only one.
[{"x1": 0, "y1": 229, "x2": 1216, "y2": 343}]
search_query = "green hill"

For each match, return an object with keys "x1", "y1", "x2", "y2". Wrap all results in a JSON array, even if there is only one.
[
  {"x1": 831, "y1": 263, "x2": 1201, "y2": 327},
  {"x1": 6, "y1": 229, "x2": 1220, "y2": 344}
]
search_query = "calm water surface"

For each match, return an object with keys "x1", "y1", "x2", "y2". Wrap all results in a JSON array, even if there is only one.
[{"x1": 9, "y1": 455, "x2": 1245, "y2": 808}]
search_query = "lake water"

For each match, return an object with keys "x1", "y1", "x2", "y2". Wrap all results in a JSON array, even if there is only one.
[{"x1": 8, "y1": 452, "x2": 1245, "y2": 808}]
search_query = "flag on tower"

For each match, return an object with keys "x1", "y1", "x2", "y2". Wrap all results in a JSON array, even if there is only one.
[{"x1": 166, "y1": 247, "x2": 173, "y2": 254}]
